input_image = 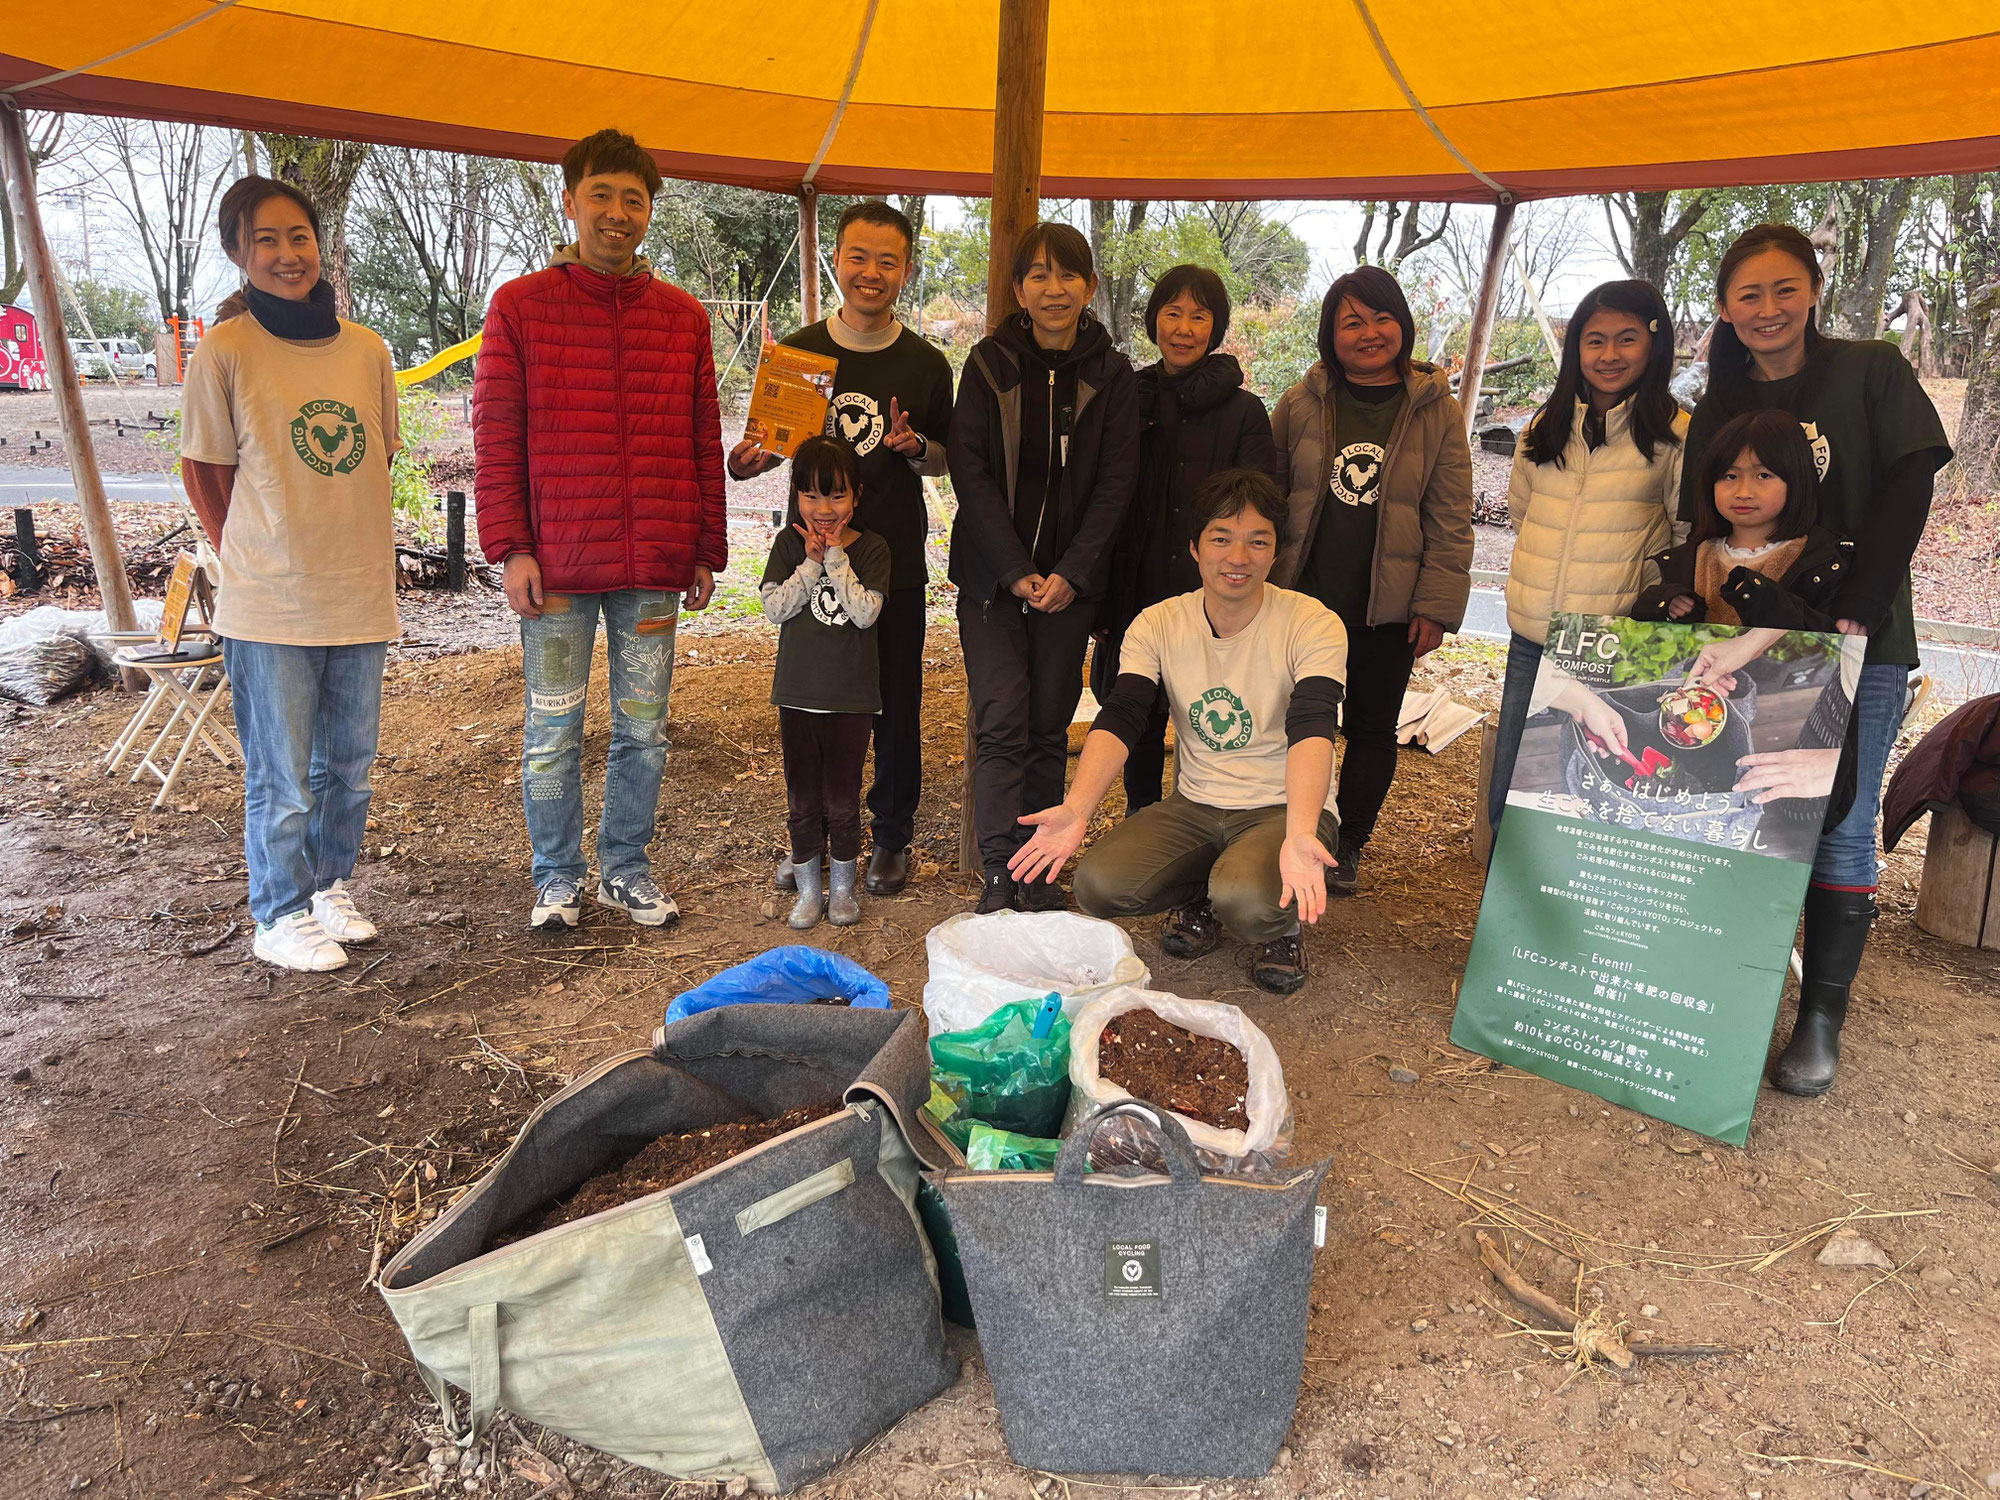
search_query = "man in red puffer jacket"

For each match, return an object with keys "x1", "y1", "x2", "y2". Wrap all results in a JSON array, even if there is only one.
[{"x1": 474, "y1": 127, "x2": 725, "y2": 932}]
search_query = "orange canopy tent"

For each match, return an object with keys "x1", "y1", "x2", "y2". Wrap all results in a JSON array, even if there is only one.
[{"x1": 5, "y1": 1, "x2": 2000, "y2": 202}]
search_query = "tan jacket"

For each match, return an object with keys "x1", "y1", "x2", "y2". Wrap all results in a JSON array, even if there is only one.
[
  {"x1": 1503, "y1": 398, "x2": 1689, "y2": 642},
  {"x1": 1270, "y1": 361, "x2": 1475, "y2": 630}
]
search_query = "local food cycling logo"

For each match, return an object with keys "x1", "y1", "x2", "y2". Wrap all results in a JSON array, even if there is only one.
[
  {"x1": 810, "y1": 573, "x2": 850, "y2": 627},
  {"x1": 828, "y1": 392, "x2": 884, "y2": 456},
  {"x1": 1332, "y1": 441, "x2": 1385, "y2": 507},
  {"x1": 290, "y1": 399, "x2": 367, "y2": 476},
  {"x1": 1800, "y1": 420, "x2": 1831, "y2": 480},
  {"x1": 1189, "y1": 686, "x2": 1253, "y2": 751}
]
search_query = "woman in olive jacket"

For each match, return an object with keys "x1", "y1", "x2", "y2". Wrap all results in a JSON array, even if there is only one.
[
  {"x1": 1271, "y1": 266, "x2": 1474, "y2": 895},
  {"x1": 1094, "y1": 263, "x2": 1277, "y2": 812}
]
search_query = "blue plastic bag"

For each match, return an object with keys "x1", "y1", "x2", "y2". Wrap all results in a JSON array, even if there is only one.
[{"x1": 663, "y1": 946, "x2": 890, "y2": 1023}]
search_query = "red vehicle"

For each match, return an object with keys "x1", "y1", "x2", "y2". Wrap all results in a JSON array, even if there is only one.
[{"x1": 1, "y1": 303, "x2": 51, "y2": 391}]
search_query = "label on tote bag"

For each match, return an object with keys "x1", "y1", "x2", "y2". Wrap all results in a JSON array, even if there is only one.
[{"x1": 1104, "y1": 1240, "x2": 1161, "y2": 1299}]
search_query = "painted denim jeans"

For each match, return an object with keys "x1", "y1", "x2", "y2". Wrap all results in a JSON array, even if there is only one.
[{"x1": 518, "y1": 589, "x2": 679, "y2": 887}]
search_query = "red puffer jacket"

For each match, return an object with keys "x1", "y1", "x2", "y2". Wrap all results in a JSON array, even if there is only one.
[{"x1": 473, "y1": 261, "x2": 726, "y2": 593}]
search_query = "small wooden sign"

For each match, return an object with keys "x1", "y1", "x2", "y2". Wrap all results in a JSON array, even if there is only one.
[{"x1": 160, "y1": 551, "x2": 198, "y2": 650}]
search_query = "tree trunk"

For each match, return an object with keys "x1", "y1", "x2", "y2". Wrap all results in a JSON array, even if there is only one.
[
  {"x1": 1601, "y1": 190, "x2": 1714, "y2": 290},
  {"x1": 257, "y1": 135, "x2": 371, "y2": 316},
  {"x1": 1829, "y1": 179, "x2": 1915, "y2": 339},
  {"x1": 898, "y1": 193, "x2": 927, "y2": 288},
  {"x1": 1952, "y1": 280, "x2": 2000, "y2": 498}
]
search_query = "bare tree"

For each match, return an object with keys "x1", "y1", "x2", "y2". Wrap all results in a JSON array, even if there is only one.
[
  {"x1": 72, "y1": 117, "x2": 231, "y2": 326},
  {"x1": 1353, "y1": 201, "x2": 1452, "y2": 272},
  {"x1": 1, "y1": 111, "x2": 66, "y2": 305},
  {"x1": 1885, "y1": 288, "x2": 1934, "y2": 375},
  {"x1": 1599, "y1": 190, "x2": 1715, "y2": 290},
  {"x1": 1422, "y1": 198, "x2": 1588, "y2": 321}
]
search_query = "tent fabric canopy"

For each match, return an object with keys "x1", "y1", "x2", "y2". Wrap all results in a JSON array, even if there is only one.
[{"x1": 5, "y1": 3, "x2": 2000, "y2": 200}]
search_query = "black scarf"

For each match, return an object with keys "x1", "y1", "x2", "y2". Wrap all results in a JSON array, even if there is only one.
[{"x1": 244, "y1": 278, "x2": 340, "y2": 340}]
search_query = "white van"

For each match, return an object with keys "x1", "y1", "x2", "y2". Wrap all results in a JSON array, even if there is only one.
[{"x1": 70, "y1": 336, "x2": 156, "y2": 381}]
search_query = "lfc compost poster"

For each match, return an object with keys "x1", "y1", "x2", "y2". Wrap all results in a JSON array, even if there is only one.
[{"x1": 1451, "y1": 615, "x2": 1865, "y2": 1145}]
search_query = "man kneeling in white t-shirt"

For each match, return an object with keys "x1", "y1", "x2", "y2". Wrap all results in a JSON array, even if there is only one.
[{"x1": 1010, "y1": 469, "x2": 1349, "y2": 994}]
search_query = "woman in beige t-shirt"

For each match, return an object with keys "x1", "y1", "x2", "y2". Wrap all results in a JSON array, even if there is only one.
[{"x1": 180, "y1": 176, "x2": 400, "y2": 975}]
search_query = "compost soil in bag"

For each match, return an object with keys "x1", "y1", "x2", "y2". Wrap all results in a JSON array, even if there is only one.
[
  {"x1": 380, "y1": 1003, "x2": 954, "y2": 1495},
  {"x1": 1095, "y1": 1011, "x2": 1249, "y2": 1132},
  {"x1": 494, "y1": 1101, "x2": 845, "y2": 1245},
  {"x1": 1067, "y1": 987, "x2": 1290, "y2": 1175}
]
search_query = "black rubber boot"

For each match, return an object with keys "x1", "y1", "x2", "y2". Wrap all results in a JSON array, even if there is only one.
[{"x1": 1771, "y1": 886, "x2": 1876, "y2": 1097}]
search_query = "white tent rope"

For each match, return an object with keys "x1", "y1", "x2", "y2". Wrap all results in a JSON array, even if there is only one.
[
  {"x1": 800, "y1": 0, "x2": 882, "y2": 189},
  {"x1": 0, "y1": 1, "x2": 246, "y2": 101},
  {"x1": 1346, "y1": 0, "x2": 1512, "y2": 203}
]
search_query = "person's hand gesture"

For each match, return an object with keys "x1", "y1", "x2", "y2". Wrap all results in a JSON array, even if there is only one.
[
  {"x1": 729, "y1": 436, "x2": 783, "y2": 481},
  {"x1": 1734, "y1": 747, "x2": 1840, "y2": 804},
  {"x1": 1032, "y1": 573, "x2": 1077, "y2": 612},
  {"x1": 883, "y1": 397, "x2": 923, "y2": 457},
  {"x1": 1009, "y1": 804, "x2": 1086, "y2": 885},
  {"x1": 1010, "y1": 573, "x2": 1047, "y2": 603},
  {"x1": 1685, "y1": 631, "x2": 1767, "y2": 693},
  {"x1": 794, "y1": 521, "x2": 826, "y2": 564},
  {"x1": 1278, "y1": 832, "x2": 1336, "y2": 926}
]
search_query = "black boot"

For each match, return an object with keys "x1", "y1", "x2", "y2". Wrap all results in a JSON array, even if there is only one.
[
  {"x1": 975, "y1": 868, "x2": 1016, "y2": 914},
  {"x1": 1771, "y1": 886, "x2": 1876, "y2": 1097}
]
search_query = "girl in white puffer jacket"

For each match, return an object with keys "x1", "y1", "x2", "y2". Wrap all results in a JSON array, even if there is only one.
[{"x1": 1489, "y1": 280, "x2": 1688, "y2": 834}]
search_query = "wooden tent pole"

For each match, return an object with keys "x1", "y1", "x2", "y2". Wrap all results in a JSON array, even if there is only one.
[
  {"x1": 1457, "y1": 195, "x2": 1516, "y2": 445},
  {"x1": 0, "y1": 102, "x2": 138, "y2": 635},
  {"x1": 799, "y1": 186, "x2": 821, "y2": 324},
  {"x1": 960, "y1": 0, "x2": 1050, "y2": 875}
]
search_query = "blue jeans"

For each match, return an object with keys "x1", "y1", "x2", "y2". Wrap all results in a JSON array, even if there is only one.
[
  {"x1": 1488, "y1": 632, "x2": 1545, "y2": 834},
  {"x1": 519, "y1": 589, "x2": 679, "y2": 888},
  {"x1": 222, "y1": 638, "x2": 388, "y2": 927},
  {"x1": 1811, "y1": 662, "x2": 1907, "y2": 890}
]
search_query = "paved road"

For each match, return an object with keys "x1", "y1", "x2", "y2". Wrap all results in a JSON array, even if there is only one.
[
  {"x1": 0, "y1": 463, "x2": 180, "y2": 504},
  {"x1": 1459, "y1": 586, "x2": 2000, "y2": 704}
]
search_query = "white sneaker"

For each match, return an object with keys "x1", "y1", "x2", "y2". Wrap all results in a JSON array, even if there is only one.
[
  {"x1": 595, "y1": 872, "x2": 680, "y2": 928},
  {"x1": 253, "y1": 910, "x2": 349, "y2": 972},
  {"x1": 532, "y1": 877, "x2": 583, "y2": 930},
  {"x1": 311, "y1": 880, "x2": 379, "y2": 944}
]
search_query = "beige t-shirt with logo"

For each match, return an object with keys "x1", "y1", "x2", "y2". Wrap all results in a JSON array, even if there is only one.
[
  {"x1": 180, "y1": 314, "x2": 400, "y2": 646},
  {"x1": 1118, "y1": 585, "x2": 1349, "y2": 812}
]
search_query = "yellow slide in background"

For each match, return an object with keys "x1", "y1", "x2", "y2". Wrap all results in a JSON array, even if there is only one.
[{"x1": 396, "y1": 332, "x2": 482, "y2": 388}]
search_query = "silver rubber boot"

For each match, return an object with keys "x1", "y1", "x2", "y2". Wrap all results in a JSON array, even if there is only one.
[
  {"x1": 828, "y1": 857, "x2": 862, "y2": 927},
  {"x1": 772, "y1": 855, "x2": 796, "y2": 892},
  {"x1": 787, "y1": 856, "x2": 825, "y2": 930}
]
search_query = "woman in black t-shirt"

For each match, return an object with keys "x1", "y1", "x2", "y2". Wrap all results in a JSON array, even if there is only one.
[{"x1": 1680, "y1": 223, "x2": 1951, "y2": 1099}]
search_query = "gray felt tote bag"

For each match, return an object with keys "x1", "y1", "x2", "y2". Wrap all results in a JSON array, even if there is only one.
[
  {"x1": 939, "y1": 1102, "x2": 1329, "y2": 1478},
  {"x1": 379, "y1": 1004, "x2": 956, "y2": 1495}
]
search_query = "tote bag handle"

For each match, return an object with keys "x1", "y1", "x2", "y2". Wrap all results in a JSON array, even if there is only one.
[{"x1": 1053, "y1": 1101, "x2": 1202, "y2": 1189}]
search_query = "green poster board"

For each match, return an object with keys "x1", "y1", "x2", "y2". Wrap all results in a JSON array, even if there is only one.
[{"x1": 1450, "y1": 615, "x2": 1862, "y2": 1145}]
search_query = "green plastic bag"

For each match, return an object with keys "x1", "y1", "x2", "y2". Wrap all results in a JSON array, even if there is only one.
[
  {"x1": 964, "y1": 1122, "x2": 1063, "y2": 1172},
  {"x1": 929, "y1": 997, "x2": 1072, "y2": 1143}
]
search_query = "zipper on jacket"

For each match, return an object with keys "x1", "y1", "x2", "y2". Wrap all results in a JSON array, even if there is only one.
[
  {"x1": 614, "y1": 292, "x2": 634, "y2": 585},
  {"x1": 1027, "y1": 367, "x2": 1056, "y2": 610}
]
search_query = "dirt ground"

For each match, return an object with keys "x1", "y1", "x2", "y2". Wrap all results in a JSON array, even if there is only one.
[{"x1": 3, "y1": 607, "x2": 1997, "y2": 1500}]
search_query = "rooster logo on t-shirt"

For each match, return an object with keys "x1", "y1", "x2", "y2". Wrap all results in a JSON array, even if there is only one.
[
  {"x1": 1189, "y1": 686, "x2": 1254, "y2": 751},
  {"x1": 809, "y1": 573, "x2": 850, "y2": 628},
  {"x1": 828, "y1": 392, "x2": 884, "y2": 457},
  {"x1": 289, "y1": 398, "x2": 367, "y2": 477},
  {"x1": 1331, "y1": 441, "x2": 1386, "y2": 507}
]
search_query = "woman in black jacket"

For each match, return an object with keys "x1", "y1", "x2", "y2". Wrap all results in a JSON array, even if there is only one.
[
  {"x1": 948, "y1": 222, "x2": 1141, "y2": 912},
  {"x1": 1092, "y1": 264, "x2": 1278, "y2": 812}
]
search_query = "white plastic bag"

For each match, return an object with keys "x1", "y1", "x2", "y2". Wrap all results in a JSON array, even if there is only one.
[
  {"x1": 1065, "y1": 985, "x2": 1292, "y2": 1174},
  {"x1": 922, "y1": 911, "x2": 1149, "y2": 1039}
]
